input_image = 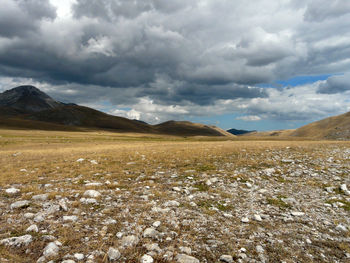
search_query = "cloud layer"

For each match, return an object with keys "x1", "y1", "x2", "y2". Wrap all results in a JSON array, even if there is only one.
[{"x1": 0, "y1": 0, "x2": 350, "y2": 127}]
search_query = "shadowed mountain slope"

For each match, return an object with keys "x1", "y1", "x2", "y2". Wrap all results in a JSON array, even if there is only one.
[{"x1": 0, "y1": 86, "x2": 230, "y2": 137}]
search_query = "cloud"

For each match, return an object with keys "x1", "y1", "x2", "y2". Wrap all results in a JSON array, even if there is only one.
[
  {"x1": 236, "y1": 115, "x2": 262, "y2": 121},
  {"x1": 0, "y1": 0, "x2": 350, "y2": 127},
  {"x1": 317, "y1": 73, "x2": 350, "y2": 94},
  {"x1": 303, "y1": 0, "x2": 350, "y2": 22}
]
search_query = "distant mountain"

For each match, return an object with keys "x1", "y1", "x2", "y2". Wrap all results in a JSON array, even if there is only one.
[
  {"x1": 0, "y1": 85, "x2": 61, "y2": 114},
  {"x1": 0, "y1": 85, "x2": 230, "y2": 137},
  {"x1": 227, "y1": 128, "x2": 255, "y2": 135},
  {"x1": 291, "y1": 111, "x2": 350, "y2": 140}
]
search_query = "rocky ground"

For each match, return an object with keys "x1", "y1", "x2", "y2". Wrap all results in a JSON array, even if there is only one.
[{"x1": 0, "y1": 137, "x2": 349, "y2": 262}]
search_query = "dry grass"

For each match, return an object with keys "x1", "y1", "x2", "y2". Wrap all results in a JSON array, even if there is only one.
[{"x1": 0, "y1": 128, "x2": 349, "y2": 262}]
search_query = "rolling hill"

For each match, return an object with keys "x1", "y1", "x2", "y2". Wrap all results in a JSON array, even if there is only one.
[
  {"x1": 0, "y1": 85, "x2": 230, "y2": 137},
  {"x1": 291, "y1": 111, "x2": 350, "y2": 139}
]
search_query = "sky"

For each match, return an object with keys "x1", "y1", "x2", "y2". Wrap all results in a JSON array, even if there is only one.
[{"x1": 0, "y1": 0, "x2": 350, "y2": 131}]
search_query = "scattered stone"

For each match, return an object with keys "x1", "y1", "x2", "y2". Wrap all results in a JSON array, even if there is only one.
[
  {"x1": 107, "y1": 247, "x2": 121, "y2": 261},
  {"x1": 0, "y1": 235, "x2": 32, "y2": 247},
  {"x1": 175, "y1": 254, "x2": 200, "y2": 263},
  {"x1": 90, "y1": 160, "x2": 98, "y2": 165},
  {"x1": 291, "y1": 211, "x2": 305, "y2": 216},
  {"x1": 10, "y1": 200, "x2": 30, "y2": 209},
  {"x1": 179, "y1": 246, "x2": 192, "y2": 255},
  {"x1": 152, "y1": 221, "x2": 161, "y2": 228},
  {"x1": 241, "y1": 217, "x2": 249, "y2": 223},
  {"x1": 62, "y1": 260, "x2": 76, "y2": 263},
  {"x1": 43, "y1": 241, "x2": 61, "y2": 258},
  {"x1": 26, "y1": 224, "x2": 39, "y2": 233},
  {"x1": 74, "y1": 253, "x2": 84, "y2": 260},
  {"x1": 219, "y1": 255, "x2": 233, "y2": 263},
  {"x1": 63, "y1": 215, "x2": 78, "y2": 222},
  {"x1": 256, "y1": 245, "x2": 264, "y2": 253},
  {"x1": 335, "y1": 224, "x2": 348, "y2": 232},
  {"x1": 143, "y1": 228, "x2": 159, "y2": 239},
  {"x1": 32, "y1": 194, "x2": 49, "y2": 201},
  {"x1": 140, "y1": 254, "x2": 154, "y2": 263},
  {"x1": 253, "y1": 214, "x2": 262, "y2": 221},
  {"x1": 83, "y1": 190, "x2": 101, "y2": 198},
  {"x1": 76, "y1": 158, "x2": 85, "y2": 162},
  {"x1": 5, "y1": 188, "x2": 20, "y2": 195},
  {"x1": 121, "y1": 235, "x2": 139, "y2": 248},
  {"x1": 164, "y1": 200, "x2": 180, "y2": 207}
]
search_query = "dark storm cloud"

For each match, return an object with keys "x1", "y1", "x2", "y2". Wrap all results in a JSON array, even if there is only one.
[
  {"x1": 0, "y1": 0, "x2": 56, "y2": 38},
  {"x1": 0, "y1": 0, "x2": 350, "y2": 122},
  {"x1": 318, "y1": 74, "x2": 350, "y2": 94}
]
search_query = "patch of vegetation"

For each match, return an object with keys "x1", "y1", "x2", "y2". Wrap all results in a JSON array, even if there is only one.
[
  {"x1": 326, "y1": 199, "x2": 350, "y2": 211},
  {"x1": 267, "y1": 197, "x2": 292, "y2": 210},
  {"x1": 193, "y1": 182, "x2": 209, "y2": 192}
]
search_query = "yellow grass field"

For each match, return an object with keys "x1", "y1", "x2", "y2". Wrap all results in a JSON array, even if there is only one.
[{"x1": 0, "y1": 129, "x2": 349, "y2": 262}]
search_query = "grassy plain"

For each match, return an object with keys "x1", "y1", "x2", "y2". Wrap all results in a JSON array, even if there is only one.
[{"x1": 0, "y1": 129, "x2": 349, "y2": 262}]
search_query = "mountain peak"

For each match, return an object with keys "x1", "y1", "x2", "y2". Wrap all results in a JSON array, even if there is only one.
[{"x1": 0, "y1": 85, "x2": 61, "y2": 113}]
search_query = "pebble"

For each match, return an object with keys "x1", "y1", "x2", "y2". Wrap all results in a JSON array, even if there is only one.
[
  {"x1": 26, "y1": 224, "x2": 39, "y2": 233},
  {"x1": 0, "y1": 235, "x2": 32, "y2": 247},
  {"x1": 241, "y1": 217, "x2": 249, "y2": 223},
  {"x1": 140, "y1": 254, "x2": 154, "y2": 263},
  {"x1": 107, "y1": 247, "x2": 121, "y2": 261},
  {"x1": 143, "y1": 228, "x2": 159, "y2": 239},
  {"x1": 5, "y1": 188, "x2": 20, "y2": 194},
  {"x1": 83, "y1": 190, "x2": 101, "y2": 198},
  {"x1": 43, "y1": 241, "x2": 61, "y2": 258},
  {"x1": 219, "y1": 255, "x2": 233, "y2": 263},
  {"x1": 175, "y1": 254, "x2": 200, "y2": 263},
  {"x1": 10, "y1": 200, "x2": 30, "y2": 209}
]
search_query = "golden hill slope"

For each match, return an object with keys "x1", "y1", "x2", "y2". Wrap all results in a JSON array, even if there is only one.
[{"x1": 291, "y1": 112, "x2": 350, "y2": 139}]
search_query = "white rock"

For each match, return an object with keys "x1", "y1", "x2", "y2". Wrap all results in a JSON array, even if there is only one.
[
  {"x1": 152, "y1": 221, "x2": 161, "y2": 228},
  {"x1": 10, "y1": 200, "x2": 30, "y2": 209},
  {"x1": 121, "y1": 235, "x2": 139, "y2": 247},
  {"x1": 140, "y1": 254, "x2": 154, "y2": 263},
  {"x1": 59, "y1": 199, "x2": 68, "y2": 211},
  {"x1": 62, "y1": 260, "x2": 76, "y2": 263},
  {"x1": 340, "y1": 184, "x2": 348, "y2": 192},
  {"x1": 179, "y1": 246, "x2": 192, "y2": 255},
  {"x1": 32, "y1": 194, "x2": 49, "y2": 201},
  {"x1": 5, "y1": 188, "x2": 20, "y2": 194},
  {"x1": 253, "y1": 214, "x2": 262, "y2": 221},
  {"x1": 90, "y1": 160, "x2": 98, "y2": 165},
  {"x1": 24, "y1": 212, "x2": 35, "y2": 219},
  {"x1": 107, "y1": 247, "x2": 121, "y2": 261},
  {"x1": 63, "y1": 215, "x2": 78, "y2": 222},
  {"x1": 74, "y1": 253, "x2": 84, "y2": 260},
  {"x1": 26, "y1": 224, "x2": 39, "y2": 233},
  {"x1": 0, "y1": 235, "x2": 32, "y2": 247},
  {"x1": 175, "y1": 254, "x2": 200, "y2": 263},
  {"x1": 256, "y1": 245, "x2": 264, "y2": 253},
  {"x1": 83, "y1": 190, "x2": 101, "y2": 198},
  {"x1": 34, "y1": 213, "x2": 45, "y2": 222},
  {"x1": 172, "y1": 187, "x2": 182, "y2": 192},
  {"x1": 76, "y1": 158, "x2": 85, "y2": 162},
  {"x1": 43, "y1": 242, "x2": 60, "y2": 258},
  {"x1": 335, "y1": 224, "x2": 348, "y2": 232},
  {"x1": 80, "y1": 198, "x2": 98, "y2": 204},
  {"x1": 143, "y1": 228, "x2": 159, "y2": 239},
  {"x1": 219, "y1": 255, "x2": 233, "y2": 263},
  {"x1": 164, "y1": 200, "x2": 180, "y2": 207},
  {"x1": 241, "y1": 217, "x2": 249, "y2": 223},
  {"x1": 291, "y1": 211, "x2": 305, "y2": 216}
]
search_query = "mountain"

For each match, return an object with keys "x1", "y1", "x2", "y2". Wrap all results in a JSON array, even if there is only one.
[
  {"x1": 0, "y1": 85, "x2": 61, "y2": 114},
  {"x1": 0, "y1": 85, "x2": 230, "y2": 137},
  {"x1": 227, "y1": 128, "x2": 255, "y2": 135},
  {"x1": 291, "y1": 111, "x2": 350, "y2": 139}
]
